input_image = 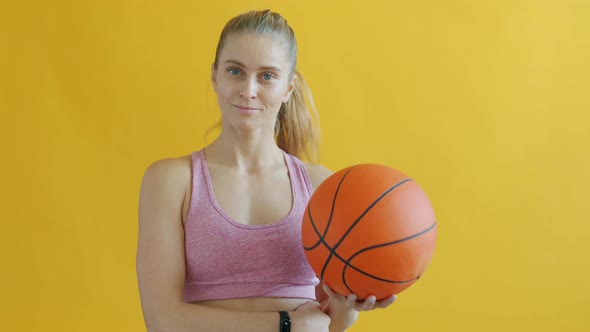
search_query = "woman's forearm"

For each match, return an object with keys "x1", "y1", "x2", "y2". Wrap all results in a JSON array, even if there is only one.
[{"x1": 146, "y1": 302, "x2": 279, "y2": 332}]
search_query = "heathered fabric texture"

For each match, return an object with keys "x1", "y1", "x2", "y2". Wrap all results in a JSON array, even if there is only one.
[{"x1": 182, "y1": 149, "x2": 320, "y2": 302}]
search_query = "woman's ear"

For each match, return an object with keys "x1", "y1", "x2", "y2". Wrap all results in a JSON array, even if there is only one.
[{"x1": 283, "y1": 74, "x2": 297, "y2": 103}]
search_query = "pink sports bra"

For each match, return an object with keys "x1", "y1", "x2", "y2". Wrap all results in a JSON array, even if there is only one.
[{"x1": 182, "y1": 149, "x2": 320, "y2": 302}]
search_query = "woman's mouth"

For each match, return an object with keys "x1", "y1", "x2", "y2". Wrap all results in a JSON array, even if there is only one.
[{"x1": 234, "y1": 105, "x2": 260, "y2": 114}]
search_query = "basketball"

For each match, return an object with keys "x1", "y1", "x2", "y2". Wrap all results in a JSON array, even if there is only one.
[{"x1": 302, "y1": 164, "x2": 437, "y2": 300}]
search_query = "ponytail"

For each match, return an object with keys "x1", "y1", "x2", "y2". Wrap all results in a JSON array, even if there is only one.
[{"x1": 275, "y1": 70, "x2": 320, "y2": 163}]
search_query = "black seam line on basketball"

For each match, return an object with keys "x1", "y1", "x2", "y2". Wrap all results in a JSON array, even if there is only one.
[
  {"x1": 306, "y1": 203, "x2": 333, "y2": 280},
  {"x1": 346, "y1": 221, "x2": 437, "y2": 265},
  {"x1": 341, "y1": 267, "x2": 419, "y2": 299},
  {"x1": 304, "y1": 176, "x2": 414, "y2": 281},
  {"x1": 332, "y1": 178, "x2": 414, "y2": 252},
  {"x1": 303, "y1": 204, "x2": 332, "y2": 280},
  {"x1": 320, "y1": 249, "x2": 334, "y2": 281},
  {"x1": 341, "y1": 263, "x2": 418, "y2": 299},
  {"x1": 303, "y1": 205, "x2": 324, "y2": 250},
  {"x1": 306, "y1": 201, "x2": 436, "y2": 284},
  {"x1": 342, "y1": 263, "x2": 419, "y2": 292},
  {"x1": 342, "y1": 221, "x2": 437, "y2": 284},
  {"x1": 323, "y1": 167, "x2": 356, "y2": 239},
  {"x1": 322, "y1": 235, "x2": 420, "y2": 284},
  {"x1": 342, "y1": 265, "x2": 354, "y2": 294},
  {"x1": 344, "y1": 262, "x2": 420, "y2": 284},
  {"x1": 303, "y1": 167, "x2": 357, "y2": 251},
  {"x1": 317, "y1": 167, "x2": 358, "y2": 279}
]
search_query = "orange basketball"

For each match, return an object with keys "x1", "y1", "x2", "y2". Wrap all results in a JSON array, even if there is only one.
[{"x1": 302, "y1": 164, "x2": 437, "y2": 300}]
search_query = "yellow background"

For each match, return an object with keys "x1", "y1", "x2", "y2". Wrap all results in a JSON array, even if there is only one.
[{"x1": 1, "y1": 0, "x2": 589, "y2": 331}]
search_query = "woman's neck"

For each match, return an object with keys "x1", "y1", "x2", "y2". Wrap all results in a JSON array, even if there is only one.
[{"x1": 205, "y1": 130, "x2": 284, "y2": 172}]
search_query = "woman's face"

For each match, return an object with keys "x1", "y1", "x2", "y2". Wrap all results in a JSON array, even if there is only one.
[{"x1": 212, "y1": 33, "x2": 295, "y2": 133}]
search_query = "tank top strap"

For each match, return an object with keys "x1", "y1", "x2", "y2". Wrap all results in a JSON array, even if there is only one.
[
  {"x1": 282, "y1": 151, "x2": 314, "y2": 198},
  {"x1": 188, "y1": 149, "x2": 209, "y2": 210}
]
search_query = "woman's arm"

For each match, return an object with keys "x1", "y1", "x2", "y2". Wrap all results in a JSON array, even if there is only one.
[{"x1": 136, "y1": 158, "x2": 329, "y2": 332}]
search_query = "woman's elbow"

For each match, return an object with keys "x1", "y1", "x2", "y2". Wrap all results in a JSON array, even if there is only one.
[{"x1": 142, "y1": 303, "x2": 182, "y2": 332}]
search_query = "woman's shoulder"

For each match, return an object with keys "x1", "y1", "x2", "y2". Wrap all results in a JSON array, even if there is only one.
[
  {"x1": 303, "y1": 163, "x2": 333, "y2": 191},
  {"x1": 138, "y1": 155, "x2": 194, "y2": 228},
  {"x1": 141, "y1": 154, "x2": 192, "y2": 192}
]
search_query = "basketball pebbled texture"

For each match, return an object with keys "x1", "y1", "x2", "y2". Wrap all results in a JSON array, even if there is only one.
[{"x1": 302, "y1": 164, "x2": 437, "y2": 300}]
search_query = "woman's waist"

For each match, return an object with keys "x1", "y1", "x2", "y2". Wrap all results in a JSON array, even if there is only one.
[{"x1": 193, "y1": 297, "x2": 311, "y2": 312}]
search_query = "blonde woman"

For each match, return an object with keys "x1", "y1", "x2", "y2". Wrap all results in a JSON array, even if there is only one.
[{"x1": 136, "y1": 10, "x2": 396, "y2": 332}]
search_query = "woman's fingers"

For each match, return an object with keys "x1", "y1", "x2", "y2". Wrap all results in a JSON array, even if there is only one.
[
  {"x1": 356, "y1": 295, "x2": 377, "y2": 311},
  {"x1": 323, "y1": 283, "x2": 397, "y2": 310},
  {"x1": 354, "y1": 294, "x2": 397, "y2": 311},
  {"x1": 346, "y1": 293, "x2": 357, "y2": 307},
  {"x1": 374, "y1": 294, "x2": 397, "y2": 309}
]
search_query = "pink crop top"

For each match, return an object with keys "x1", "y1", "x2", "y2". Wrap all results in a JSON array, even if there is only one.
[{"x1": 182, "y1": 149, "x2": 320, "y2": 302}]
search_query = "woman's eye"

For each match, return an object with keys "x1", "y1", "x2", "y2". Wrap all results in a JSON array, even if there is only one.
[
  {"x1": 229, "y1": 69, "x2": 240, "y2": 75},
  {"x1": 262, "y1": 73, "x2": 274, "y2": 80}
]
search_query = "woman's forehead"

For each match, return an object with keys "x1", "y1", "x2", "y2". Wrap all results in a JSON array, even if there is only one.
[{"x1": 219, "y1": 33, "x2": 290, "y2": 71}]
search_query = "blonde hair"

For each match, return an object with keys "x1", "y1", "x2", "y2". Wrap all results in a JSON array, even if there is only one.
[{"x1": 211, "y1": 9, "x2": 320, "y2": 162}]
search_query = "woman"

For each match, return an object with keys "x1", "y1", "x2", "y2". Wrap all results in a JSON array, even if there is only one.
[{"x1": 136, "y1": 9, "x2": 396, "y2": 332}]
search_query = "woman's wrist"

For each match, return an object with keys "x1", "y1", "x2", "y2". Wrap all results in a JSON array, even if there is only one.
[
  {"x1": 278, "y1": 311, "x2": 291, "y2": 332},
  {"x1": 328, "y1": 306, "x2": 358, "y2": 331},
  {"x1": 328, "y1": 323, "x2": 348, "y2": 332}
]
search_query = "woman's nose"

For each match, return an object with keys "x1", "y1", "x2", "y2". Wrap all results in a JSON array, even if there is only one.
[{"x1": 239, "y1": 77, "x2": 258, "y2": 99}]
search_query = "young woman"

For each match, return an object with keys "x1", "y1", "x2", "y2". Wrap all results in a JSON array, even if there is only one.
[{"x1": 136, "y1": 10, "x2": 396, "y2": 332}]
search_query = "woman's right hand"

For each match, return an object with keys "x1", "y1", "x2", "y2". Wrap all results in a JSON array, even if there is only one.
[{"x1": 290, "y1": 301, "x2": 331, "y2": 332}]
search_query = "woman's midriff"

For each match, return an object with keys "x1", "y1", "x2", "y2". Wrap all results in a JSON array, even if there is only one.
[{"x1": 193, "y1": 297, "x2": 311, "y2": 312}]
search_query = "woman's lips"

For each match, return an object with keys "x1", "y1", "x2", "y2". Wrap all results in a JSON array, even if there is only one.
[{"x1": 234, "y1": 105, "x2": 260, "y2": 113}]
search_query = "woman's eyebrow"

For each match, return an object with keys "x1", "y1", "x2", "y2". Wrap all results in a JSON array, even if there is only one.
[{"x1": 224, "y1": 60, "x2": 281, "y2": 73}]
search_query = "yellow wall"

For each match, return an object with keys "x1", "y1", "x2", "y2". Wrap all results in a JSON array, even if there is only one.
[{"x1": 1, "y1": 0, "x2": 589, "y2": 331}]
